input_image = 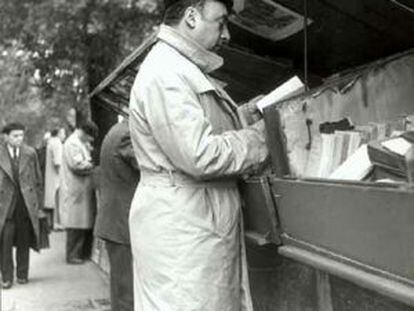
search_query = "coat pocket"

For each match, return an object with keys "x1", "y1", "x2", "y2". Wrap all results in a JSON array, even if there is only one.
[{"x1": 177, "y1": 186, "x2": 240, "y2": 238}]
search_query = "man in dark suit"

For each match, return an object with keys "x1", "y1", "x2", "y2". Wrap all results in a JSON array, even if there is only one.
[
  {"x1": 94, "y1": 118, "x2": 140, "y2": 311},
  {"x1": 0, "y1": 122, "x2": 43, "y2": 289}
]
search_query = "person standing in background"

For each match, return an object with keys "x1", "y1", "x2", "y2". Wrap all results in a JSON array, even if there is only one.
[
  {"x1": 44, "y1": 128, "x2": 64, "y2": 230},
  {"x1": 60, "y1": 121, "x2": 98, "y2": 264},
  {"x1": 0, "y1": 122, "x2": 44, "y2": 289},
  {"x1": 95, "y1": 118, "x2": 140, "y2": 311},
  {"x1": 55, "y1": 128, "x2": 66, "y2": 230},
  {"x1": 36, "y1": 131, "x2": 51, "y2": 182}
]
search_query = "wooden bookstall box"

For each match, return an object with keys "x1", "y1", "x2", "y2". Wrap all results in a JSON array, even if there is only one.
[
  {"x1": 261, "y1": 49, "x2": 414, "y2": 306},
  {"x1": 239, "y1": 175, "x2": 281, "y2": 245}
]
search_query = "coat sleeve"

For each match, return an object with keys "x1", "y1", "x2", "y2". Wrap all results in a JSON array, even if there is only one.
[
  {"x1": 65, "y1": 142, "x2": 93, "y2": 175},
  {"x1": 51, "y1": 141, "x2": 63, "y2": 167},
  {"x1": 33, "y1": 151, "x2": 44, "y2": 211},
  {"x1": 118, "y1": 132, "x2": 139, "y2": 171},
  {"x1": 132, "y1": 71, "x2": 268, "y2": 179}
]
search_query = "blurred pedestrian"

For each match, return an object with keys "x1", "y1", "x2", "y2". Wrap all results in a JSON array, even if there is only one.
[
  {"x1": 44, "y1": 128, "x2": 64, "y2": 230},
  {"x1": 0, "y1": 122, "x2": 44, "y2": 289},
  {"x1": 60, "y1": 121, "x2": 98, "y2": 264},
  {"x1": 95, "y1": 118, "x2": 139, "y2": 311},
  {"x1": 54, "y1": 128, "x2": 66, "y2": 229},
  {"x1": 36, "y1": 131, "x2": 51, "y2": 181}
]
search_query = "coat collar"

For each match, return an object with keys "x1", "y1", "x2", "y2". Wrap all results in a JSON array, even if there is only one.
[
  {"x1": 18, "y1": 144, "x2": 31, "y2": 174},
  {"x1": 0, "y1": 143, "x2": 13, "y2": 182},
  {"x1": 157, "y1": 25, "x2": 223, "y2": 73},
  {"x1": 70, "y1": 129, "x2": 85, "y2": 148},
  {"x1": 0, "y1": 143, "x2": 31, "y2": 182}
]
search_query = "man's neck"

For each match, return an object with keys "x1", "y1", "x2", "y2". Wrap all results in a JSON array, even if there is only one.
[
  {"x1": 75, "y1": 129, "x2": 82, "y2": 140},
  {"x1": 7, "y1": 144, "x2": 19, "y2": 150},
  {"x1": 157, "y1": 25, "x2": 223, "y2": 73}
]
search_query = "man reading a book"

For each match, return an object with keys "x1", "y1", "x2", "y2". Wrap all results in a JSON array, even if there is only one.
[{"x1": 128, "y1": 0, "x2": 269, "y2": 310}]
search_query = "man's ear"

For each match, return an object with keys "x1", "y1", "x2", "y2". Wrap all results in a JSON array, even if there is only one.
[{"x1": 183, "y1": 7, "x2": 197, "y2": 28}]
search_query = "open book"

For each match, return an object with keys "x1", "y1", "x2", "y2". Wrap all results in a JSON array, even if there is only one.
[{"x1": 237, "y1": 75, "x2": 305, "y2": 127}]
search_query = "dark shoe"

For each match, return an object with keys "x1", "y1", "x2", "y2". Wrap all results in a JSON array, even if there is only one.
[
  {"x1": 67, "y1": 258, "x2": 85, "y2": 265},
  {"x1": 17, "y1": 278, "x2": 28, "y2": 284},
  {"x1": 2, "y1": 281, "x2": 12, "y2": 289}
]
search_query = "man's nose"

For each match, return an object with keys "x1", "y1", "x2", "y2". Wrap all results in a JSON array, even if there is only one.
[{"x1": 221, "y1": 25, "x2": 231, "y2": 42}]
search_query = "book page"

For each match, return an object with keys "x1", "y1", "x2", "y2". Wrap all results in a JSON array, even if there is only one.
[
  {"x1": 256, "y1": 76, "x2": 305, "y2": 112},
  {"x1": 381, "y1": 137, "x2": 412, "y2": 156},
  {"x1": 329, "y1": 145, "x2": 373, "y2": 180}
]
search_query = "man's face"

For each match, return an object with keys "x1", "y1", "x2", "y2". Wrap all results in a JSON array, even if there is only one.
[
  {"x1": 192, "y1": 1, "x2": 231, "y2": 51},
  {"x1": 66, "y1": 108, "x2": 76, "y2": 128},
  {"x1": 58, "y1": 128, "x2": 66, "y2": 142},
  {"x1": 6, "y1": 130, "x2": 24, "y2": 148}
]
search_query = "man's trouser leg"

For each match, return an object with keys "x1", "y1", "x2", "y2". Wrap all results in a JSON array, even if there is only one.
[
  {"x1": 0, "y1": 220, "x2": 15, "y2": 282},
  {"x1": 54, "y1": 189, "x2": 64, "y2": 230},
  {"x1": 82, "y1": 229, "x2": 93, "y2": 260},
  {"x1": 15, "y1": 217, "x2": 32, "y2": 280},
  {"x1": 106, "y1": 240, "x2": 134, "y2": 311},
  {"x1": 66, "y1": 229, "x2": 85, "y2": 261},
  {"x1": 44, "y1": 208, "x2": 54, "y2": 230}
]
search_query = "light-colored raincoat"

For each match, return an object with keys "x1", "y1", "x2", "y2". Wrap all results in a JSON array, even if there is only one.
[
  {"x1": 44, "y1": 136, "x2": 63, "y2": 209},
  {"x1": 60, "y1": 130, "x2": 95, "y2": 229},
  {"x1": 129, "y1": 25, "x2": 268, "y2": 311}
]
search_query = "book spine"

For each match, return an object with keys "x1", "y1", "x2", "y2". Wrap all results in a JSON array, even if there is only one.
[{"x1": 405, "y1": 147, "x2": 414, "y2": 184}]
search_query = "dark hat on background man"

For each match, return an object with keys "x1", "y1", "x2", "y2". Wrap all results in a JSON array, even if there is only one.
[
  {"x1": 2, "y1": 122, "x2": 25, "y2": 135},
  {"x1": 79, "y1": 120, "x2": 98, "y2": 139}
]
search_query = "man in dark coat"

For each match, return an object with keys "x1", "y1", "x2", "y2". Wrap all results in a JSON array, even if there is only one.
[
  {"x1": 0, "y1": 122, "x2": 43, "y2": 289},
  {"x1": 94, "y1": 118, "x2": 140, "y2": 311}
]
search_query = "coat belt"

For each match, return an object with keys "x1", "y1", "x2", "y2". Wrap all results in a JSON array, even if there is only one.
[{"x1": 140, "y1": 169, "x2": 237, "y2": 188}]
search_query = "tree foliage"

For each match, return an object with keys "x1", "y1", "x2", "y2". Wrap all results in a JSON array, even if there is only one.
[{"x1": 0, "y1": 0, "x2": 162, "y2": 145}]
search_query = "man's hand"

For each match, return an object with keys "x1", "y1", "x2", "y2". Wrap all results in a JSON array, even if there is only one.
[
  {"x1": 237, "y1": 95, "x2": 264, "y2": 128},
  {"x1": 74, "y1": 163, "x2": 94, "y2": 176},
  {"x1": 38, "y1": 208, "x2": 47, "y2": 218}
]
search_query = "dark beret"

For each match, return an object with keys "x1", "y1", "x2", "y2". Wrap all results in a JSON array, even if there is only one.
[{"x1": 2, "y1": 122, "x2": 25, "y2": 134}]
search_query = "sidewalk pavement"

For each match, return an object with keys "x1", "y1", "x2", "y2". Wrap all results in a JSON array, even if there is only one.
[{"x1": 1, "y1": 231, "x2": 110, "y2": 311}]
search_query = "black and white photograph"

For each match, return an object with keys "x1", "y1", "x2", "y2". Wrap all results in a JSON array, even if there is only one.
[{"x1": 1, "y1": 0, "x2": 414, "y2": 310}]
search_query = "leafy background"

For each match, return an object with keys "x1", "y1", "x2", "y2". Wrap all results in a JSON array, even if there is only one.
[{"x1": 0, "y1": 0, "x2": 162, "y2": 146}]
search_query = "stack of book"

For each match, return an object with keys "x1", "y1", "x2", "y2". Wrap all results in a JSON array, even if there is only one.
[
  {"x1": 367, "y1": 131, "x2": 414, "y2": 179},
  {"x1": 324, "y1": 116, "x2": 413, "y2": 181}
]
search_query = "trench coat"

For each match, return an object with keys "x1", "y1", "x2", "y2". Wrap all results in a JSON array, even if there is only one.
[
  {"x1": 60, "y1": 130, "x2": 95, "y2": 229},
  {"x1": 129, "y1": 25, "x2": 269, "y2": 311},
  {"x1": 44, "y1": 136, "x2": 63, "y2": 209},
  {"x1": 0, "y1": 142, "x2": 43, "y2": 250}
]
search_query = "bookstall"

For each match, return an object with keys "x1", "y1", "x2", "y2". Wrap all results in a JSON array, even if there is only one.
[
  {"x1": 256, "y1": 49, "x2": 414, "y2": 310},
  {"x1": 90, "y1": 0, "x2": 414, "y2": 309}
]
